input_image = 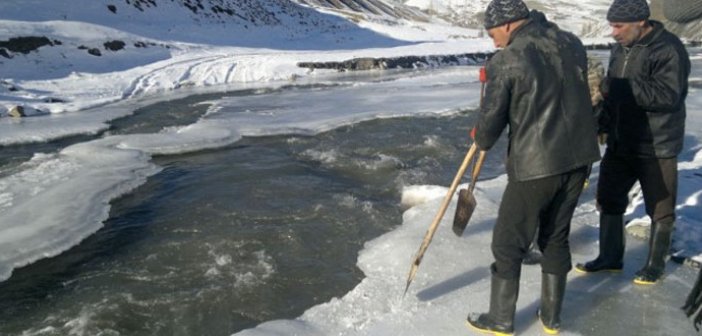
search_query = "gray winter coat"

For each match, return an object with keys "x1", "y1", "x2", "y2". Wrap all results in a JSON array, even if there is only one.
[
  {"x1": 601, "y1": 20, "x2": 690, "y2": 158},
  {"x1": 475, "y1": 11, "x2": 601, "y2": 182}
]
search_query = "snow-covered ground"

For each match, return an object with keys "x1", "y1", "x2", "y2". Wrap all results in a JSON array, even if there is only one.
[{"x1": 1, "y1": 0, "x2": 701, "y2": 335}]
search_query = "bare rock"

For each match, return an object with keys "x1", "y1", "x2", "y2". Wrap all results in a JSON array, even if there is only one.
[
  {"x1": 87, "y1": 48, "x2": 102, "y2": 56},
  {"x1": 104, "y1": 40, "x2": 126, "y2": 51},
  {"x1": 8, "y1": 105, "x2": 26, "y2": 118}
]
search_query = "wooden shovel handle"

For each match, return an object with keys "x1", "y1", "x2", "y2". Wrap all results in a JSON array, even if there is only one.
[
  {"x1": 405, "y1": 142, "x2": 478, "y2": 294},
  {"x1": 468, "y1": 150, "x2": 487, "y2": 192},
  {"x1": 414, "y1": 142, "x2": 477, "y2": 259},
  {"x1": 405, "y1": 67, "x2": 489, "y2": 296}
]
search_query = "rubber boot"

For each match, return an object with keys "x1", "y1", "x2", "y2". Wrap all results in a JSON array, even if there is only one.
[
  {"x1": 575, "y1": 214, "x2": 624, "y2": 273},
  {"x1": 538, "y1": 273, "x2": 566, "y2": 335},
  {"x1": 634, "y1": 221, "x2": 674, "y2": 285},
  {"x1": 466, "y1": 270, "x2": 519, "y2": 336}
]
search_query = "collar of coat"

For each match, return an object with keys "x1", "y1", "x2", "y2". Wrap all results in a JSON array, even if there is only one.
[
  {"x1": 633, "y1": 20, "x2": 665, "y2": 47},
  {"x1": 506, "y1": 10, "x2": 558, "y2": 45}
]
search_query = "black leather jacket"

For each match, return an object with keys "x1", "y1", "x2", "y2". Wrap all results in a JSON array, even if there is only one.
[
  {"x1": 475, "y1": 11, "x2": 600, "y2": 182},
  {"x1": 601, "y1": 21, "x2": 690, "y2": 158}
]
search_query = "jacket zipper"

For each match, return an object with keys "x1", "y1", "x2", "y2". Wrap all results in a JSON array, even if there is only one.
[
  {"x1": 614, "y1": 47, "x2": 631, "y2": 147},
  {"x1": 620, "y1": 47, "x2": 631, "y2": 77}
]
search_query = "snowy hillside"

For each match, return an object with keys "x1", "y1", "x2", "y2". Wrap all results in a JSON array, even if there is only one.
[
  {"x1": 297, "y1": 0, "x2": 431, "y2": 21},
  {"x1": 0, "y1": 0, "x2": 620, "y2": 83},
  {"x1": 651, "y1": 0, "x2": 702, "y2": 40},
  {"x1": 0, "y1": 0, "x2": 412, "y2": 80},
  {"x1": 0, "y1": 0, "x2": 487, "y2": 81},
  {"x1": 399, "y1": 0, "x2": 612, "y2": 36},
  {"x1": 0, "y1": 0, "x2": 420, "y2": 46}
]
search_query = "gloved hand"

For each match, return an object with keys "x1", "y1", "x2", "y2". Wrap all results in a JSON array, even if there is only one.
[
  {"x1": 600, "y1": 77, "x2": 610, "y2": 98},
  {"x1": 470, "y1": 127, "x2": 477, "y2": 140},
  {"x1": 608, "y1": 78, "x2": 635, "y2": 104}
]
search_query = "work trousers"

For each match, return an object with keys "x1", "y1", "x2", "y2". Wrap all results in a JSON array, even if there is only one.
[
  {"x1": 492, "y1": 166, "x2": 589, "y2": 279},
  {"x1": 596, "y1": 149, "x2": 677, "y2": 225}
]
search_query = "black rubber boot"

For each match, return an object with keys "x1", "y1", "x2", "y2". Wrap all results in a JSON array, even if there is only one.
[
  {"x1": 634, "y1": 221, "x2": 674, "y2": 285},
  {"x1": 575, "y1": 214, "x2": 624, "y2": 273},
  {"x1": 466, "y1": 270, "x2": 519, "y2": 336},
  {"x1": 538, "y1": 273, "x2": 566, "y2": 334}
]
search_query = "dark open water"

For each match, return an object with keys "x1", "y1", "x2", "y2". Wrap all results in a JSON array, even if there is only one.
[{"x1": 0, "y1": 80, "x2": 509, "y2": 336}]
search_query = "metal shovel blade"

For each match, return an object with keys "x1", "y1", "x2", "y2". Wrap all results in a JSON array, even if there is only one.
[{"x1": 452, "y1": 188, "x2": 476, "y2": 236}]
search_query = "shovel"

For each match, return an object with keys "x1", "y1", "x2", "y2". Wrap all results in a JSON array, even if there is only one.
[
  {"x1": 403, "y1": 66, "x2": 489, "y2": 297},
  {"x1": 403, "y1": 142, "x2": 478, "y2": 297},
  {"x1": 452, "y1": 150, "x2": 487, "y2": 236},
  {"x1": 453, "y1": 67, "x2": 488, "y2": 236}
]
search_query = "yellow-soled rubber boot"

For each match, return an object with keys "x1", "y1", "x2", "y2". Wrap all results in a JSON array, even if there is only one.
[
  {"x1": 465, "y1": 271, "x2": 518, "y2": 336},
  {"x1": 574, "y1": 262, "x2": 623, "y2": 274},
  {"x1": 633, "y1": 275, "x2": 658, "y2": 285},
  {"x1": 575, "y1": 214, "x2": 624, "y2": 274},
  {"x1": 541, "y1": 322, "x2": 559, "y2": 335},
  {"x1": 465, "y1": 319, "x2": 513, "y2": 336},
  {"x1": 633, "y1": 221, "x2": 674, "y2": 286},
  {"x1": 538, "y1": 273, "x2": 566, "y2": 335}
]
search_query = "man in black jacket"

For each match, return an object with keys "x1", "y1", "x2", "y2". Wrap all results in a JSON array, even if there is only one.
[
  {"x1": 575, "y1": 0, "x2": 691, "y2": 286},
  {"x1": 466, "y1": 0, "x2": 600, "y2": 335}
]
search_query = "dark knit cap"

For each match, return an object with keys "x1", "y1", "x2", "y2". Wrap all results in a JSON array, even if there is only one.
[
  {"x1": 484, "y1": 0, "x2": 530, "y2": 29},
  {"x1": 607, "y1": 0, "x2": 650, "y2": 22}
]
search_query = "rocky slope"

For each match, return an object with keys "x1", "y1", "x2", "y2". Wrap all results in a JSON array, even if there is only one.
[
  {"x1": 297, "y1": 0, "x2": 431, "y2": 21},
  {"x1": 651, "y1": 0, "x2": 702, "y2": 41}
]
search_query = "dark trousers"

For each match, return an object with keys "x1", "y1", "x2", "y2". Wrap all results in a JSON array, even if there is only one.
[
  {"x1": 492, "y1": 166, "x2": 589, "y2": 279},
  {"x1": 596, "y1": 149, "x2": 677, "y2": 224}
]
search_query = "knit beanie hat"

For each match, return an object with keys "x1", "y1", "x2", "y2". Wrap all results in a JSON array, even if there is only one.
[
  {"x1": 484, "y1": 0, "x2": 530, "y2": 29},
  {"x1": 607, "y1": 0, "x2": 650, "y2": 22}
]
